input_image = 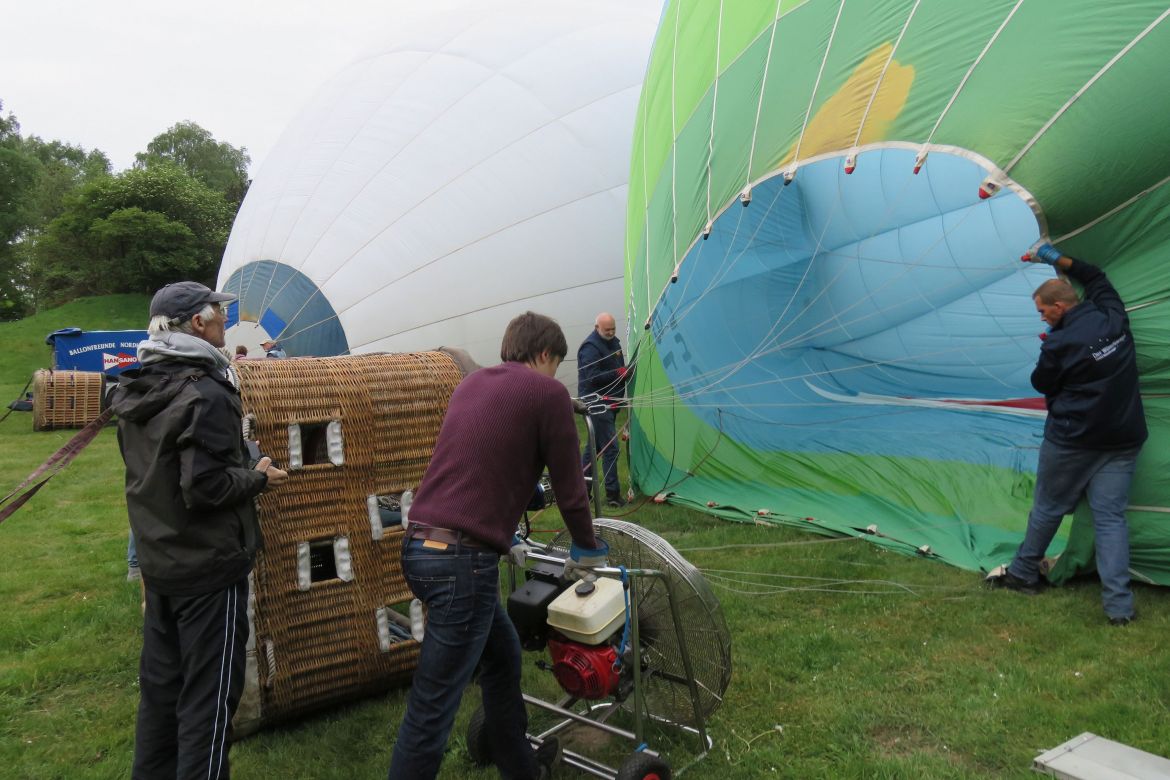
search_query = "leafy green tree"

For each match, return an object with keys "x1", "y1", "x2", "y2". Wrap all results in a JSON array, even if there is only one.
[
  {"x1": 0, "y1": 100, "x2": 115, "y2": 319},
  {"x1": 0, "y1": 104, "x2": 38, "y2": 245},
  {"x1": 135, "y1": 121, "x2": 250, "y2": 205},
  {"x1": 22, "y1": 136, "x2": 111, "y2": 227},
  {"x1": 0, "y1": 102, "x2": 40, "y2": 319},
  {"x1": 32, "y1": 163, "x2": 234, "y2": 304}
]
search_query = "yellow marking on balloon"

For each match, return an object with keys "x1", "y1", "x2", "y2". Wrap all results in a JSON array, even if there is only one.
[{"x1": 782, "y1": 43, "x2": 915, "y2": 165}]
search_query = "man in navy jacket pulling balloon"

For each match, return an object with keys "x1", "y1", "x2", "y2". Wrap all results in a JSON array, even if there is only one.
[{"x1": 987, "y1": 244, "x2": 1147, "y2": 625}]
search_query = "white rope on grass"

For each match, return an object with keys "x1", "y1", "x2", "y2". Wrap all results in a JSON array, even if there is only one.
[
  {"x1": 676, "y1": 537, "x2": 865, "y2": 553},
  {"x1": 703, "y1": 574, "x2": 927, "y2": 598}
]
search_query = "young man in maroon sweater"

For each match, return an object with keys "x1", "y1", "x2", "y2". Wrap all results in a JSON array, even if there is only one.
[{"x1": 388, "y1": 312, "x2": 607, "y2": 780}]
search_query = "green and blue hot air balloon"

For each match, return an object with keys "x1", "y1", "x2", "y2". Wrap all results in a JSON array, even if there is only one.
[{"x1": 625, "y1": 0, "x2": 1170, "y2": 582}]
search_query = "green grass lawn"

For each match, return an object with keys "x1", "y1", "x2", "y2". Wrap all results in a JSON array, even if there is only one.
[{"x1": 2, "y1": 298, "x2": 1169, "y2": 779}]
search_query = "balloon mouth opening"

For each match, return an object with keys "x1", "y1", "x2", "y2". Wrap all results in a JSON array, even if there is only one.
[
  {"x1": 646, "y1": 145, "x2": 1051, "y2": 467},
  {"x1": 222, "y1": 260, "x2": 349, "y2": 357}
]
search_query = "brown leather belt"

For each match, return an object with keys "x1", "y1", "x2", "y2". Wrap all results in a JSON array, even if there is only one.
[{"x1": 406, "y1": 524, "x2": 487, "y2": 549}]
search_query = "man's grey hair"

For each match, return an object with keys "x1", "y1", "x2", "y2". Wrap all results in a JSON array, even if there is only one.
[{"x1": 148, "y1": 303, "x2": 218, "y2": 338}]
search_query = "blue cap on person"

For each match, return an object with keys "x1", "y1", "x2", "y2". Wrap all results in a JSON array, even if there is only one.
[{"x1": 149, "y1": 282, "x2": 236, "y2": 322}]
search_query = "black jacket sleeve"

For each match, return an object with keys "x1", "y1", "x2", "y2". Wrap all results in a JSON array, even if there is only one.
[
  {"x1": 177, "y1": 386, "x2": 268, "y2": 510},
  {"x1": 1064, "y1": 257, "x2": 1127, "y2": 324},
  {"x1": 1030, "y1": 343, "x2": 1064, "y2": 396}
]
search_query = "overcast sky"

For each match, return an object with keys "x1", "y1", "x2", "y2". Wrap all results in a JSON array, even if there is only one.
[{"x1": 2, "y1": 0, "x2": 392, "y2": 174}]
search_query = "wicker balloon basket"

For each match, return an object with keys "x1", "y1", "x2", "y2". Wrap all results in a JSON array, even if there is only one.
[
  {"x1": 31, "y1": 369, "x2": 107, "y2": 431},
  {"x1": 231, "y1": 352, "x2": 462, "y2": 735}
]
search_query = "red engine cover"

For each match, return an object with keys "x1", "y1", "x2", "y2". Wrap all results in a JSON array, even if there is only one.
[{"x1": 547, "y1": 636, "x2": 621, "y2": 700}]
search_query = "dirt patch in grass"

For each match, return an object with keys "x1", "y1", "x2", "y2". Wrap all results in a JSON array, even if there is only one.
[{"x1": 868, "y1": 723, "x2": 957, "y2": 761}]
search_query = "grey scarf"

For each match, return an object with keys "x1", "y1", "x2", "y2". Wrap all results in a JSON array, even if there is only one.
[{"x1": 138, "y1": 331, "x2": 236, "y2": 385}]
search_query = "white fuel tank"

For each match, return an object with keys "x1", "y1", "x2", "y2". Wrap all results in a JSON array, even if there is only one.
[{"x1": 546, "y1": 577, "x2": 625, "y2": 645}]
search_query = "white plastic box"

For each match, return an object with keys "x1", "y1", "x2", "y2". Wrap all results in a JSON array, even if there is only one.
[{"x1": 546, "y1": 577, "x2": 626, "y2": 645}]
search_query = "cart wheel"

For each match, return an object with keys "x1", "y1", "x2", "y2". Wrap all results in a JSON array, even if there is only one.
[
  {"x1": 466, "y1": 706, "x2": 491, "y2": 766},
  {"x1": 616, "y1": 751, "x2": 671, "y2": 780}
]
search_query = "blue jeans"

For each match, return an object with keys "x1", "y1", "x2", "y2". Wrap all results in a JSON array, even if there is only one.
[
  {"x1": 1009, "y1": 440, "x2": 1141, "y2": 619},
  {"x1": 388, "y1": 538, "x2": 537, "y2": 780},
  {"x1": 128, "y1": 530, "x2": 138, "y2": 568},
  {"x1": 582, "y1": 408, "x2": 620, "y2": 498}
]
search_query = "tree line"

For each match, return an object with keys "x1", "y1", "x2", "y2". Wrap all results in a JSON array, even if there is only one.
[{"x1": 0, "y1": 99, "x2": 250, "y2": 321}]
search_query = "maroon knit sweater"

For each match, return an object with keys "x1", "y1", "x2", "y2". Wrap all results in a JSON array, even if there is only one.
[{"x1": 408, "y1": 361, "x2": 598, "y2": 554}]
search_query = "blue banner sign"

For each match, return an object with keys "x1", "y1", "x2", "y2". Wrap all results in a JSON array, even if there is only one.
[{"x1": 46, "y1": 329, "x2": 149, "y2": 375}]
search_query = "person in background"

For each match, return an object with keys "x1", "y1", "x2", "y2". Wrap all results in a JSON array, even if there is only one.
[
  {"x1": 111, "y1": 281, "x2": 288, "y2": 778},
  {"x1": 577, "y1": 312, "x2": 629, "y2": 507},
  {"x1": 261, "y1": 339, "x2": 287, "y2": 358},
  {"x1": 234, "y1": 344, "x2": 248, "y2": 360},
  {"x1": 987, "y1": 244, "x2": 1147, "y2": 626},
  {"x1": 387, "y1": 311, "x2": 608, "y2": 780}
]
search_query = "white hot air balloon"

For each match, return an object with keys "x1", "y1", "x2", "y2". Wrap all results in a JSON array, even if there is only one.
[{"x1": 217, "y1": 0, "x2": 662, "y2": 384}]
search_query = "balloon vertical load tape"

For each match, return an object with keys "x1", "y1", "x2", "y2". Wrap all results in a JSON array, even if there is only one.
[{"x1": 230, "y1": 352, "x2": 462, "y2": 735}]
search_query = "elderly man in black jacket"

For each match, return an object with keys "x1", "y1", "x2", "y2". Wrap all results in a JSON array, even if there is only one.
[
  {"x1": 988, "y1": 245, "x2": 1147, "y2": 625},
  {"x1": 578, "y1": 312, "x2": 629, "y2": 507},
  {"x1": 112, "y1": 281, "x2": 288, "y2": 778}
]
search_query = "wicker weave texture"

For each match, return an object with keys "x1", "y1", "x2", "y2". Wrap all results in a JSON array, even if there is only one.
[
  {"x1": 234, "y1": 353, "x2": 459, "y2": 727},
  {"x1": 32, "y1": 370, "x2": 105, "y2": 431}
]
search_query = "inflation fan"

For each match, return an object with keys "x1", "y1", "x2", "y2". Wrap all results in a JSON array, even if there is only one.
[{"x1": 467, "y1": 518, "x2": 732, "y2": 780}]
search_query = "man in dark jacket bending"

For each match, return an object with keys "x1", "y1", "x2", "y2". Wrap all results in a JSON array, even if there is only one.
[
  {"x1": 577, "y1": 312, "x2": 629, "y2": 507},
  {"x1": 112, "y1": 281, "x2": 288, "y2": 778},
  {"x1": 988, "y1": 245, "x2": 1147, "y2": 625}
]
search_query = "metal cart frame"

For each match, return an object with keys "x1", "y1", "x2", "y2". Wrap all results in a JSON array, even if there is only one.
[{"x1": 507, "y1": 544, "x2": 713, "y2": 779}]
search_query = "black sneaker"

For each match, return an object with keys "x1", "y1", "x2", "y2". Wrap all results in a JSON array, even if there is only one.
[
  {"x1": 1108, "y1": 614, "x2": 1134, "y2": 626},
  {"x1": 985, "y1": 570, "x2": 1044, "y2": 595},
  {"x1": 534, "y1": 737, "x2": 561, "y2": 779},
  {"x1": 605, "y1": 495, "x2": 628, "y2": 508}
]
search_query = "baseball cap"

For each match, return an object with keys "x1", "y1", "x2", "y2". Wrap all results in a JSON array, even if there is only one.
[{"x1": 150, "y1": 282, "x2": 237, "y2": 322}]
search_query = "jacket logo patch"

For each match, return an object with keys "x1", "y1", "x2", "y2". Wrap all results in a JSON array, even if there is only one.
[{"x1": 1091, "y1": 333, "x2": 1126, "y2": 362}]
